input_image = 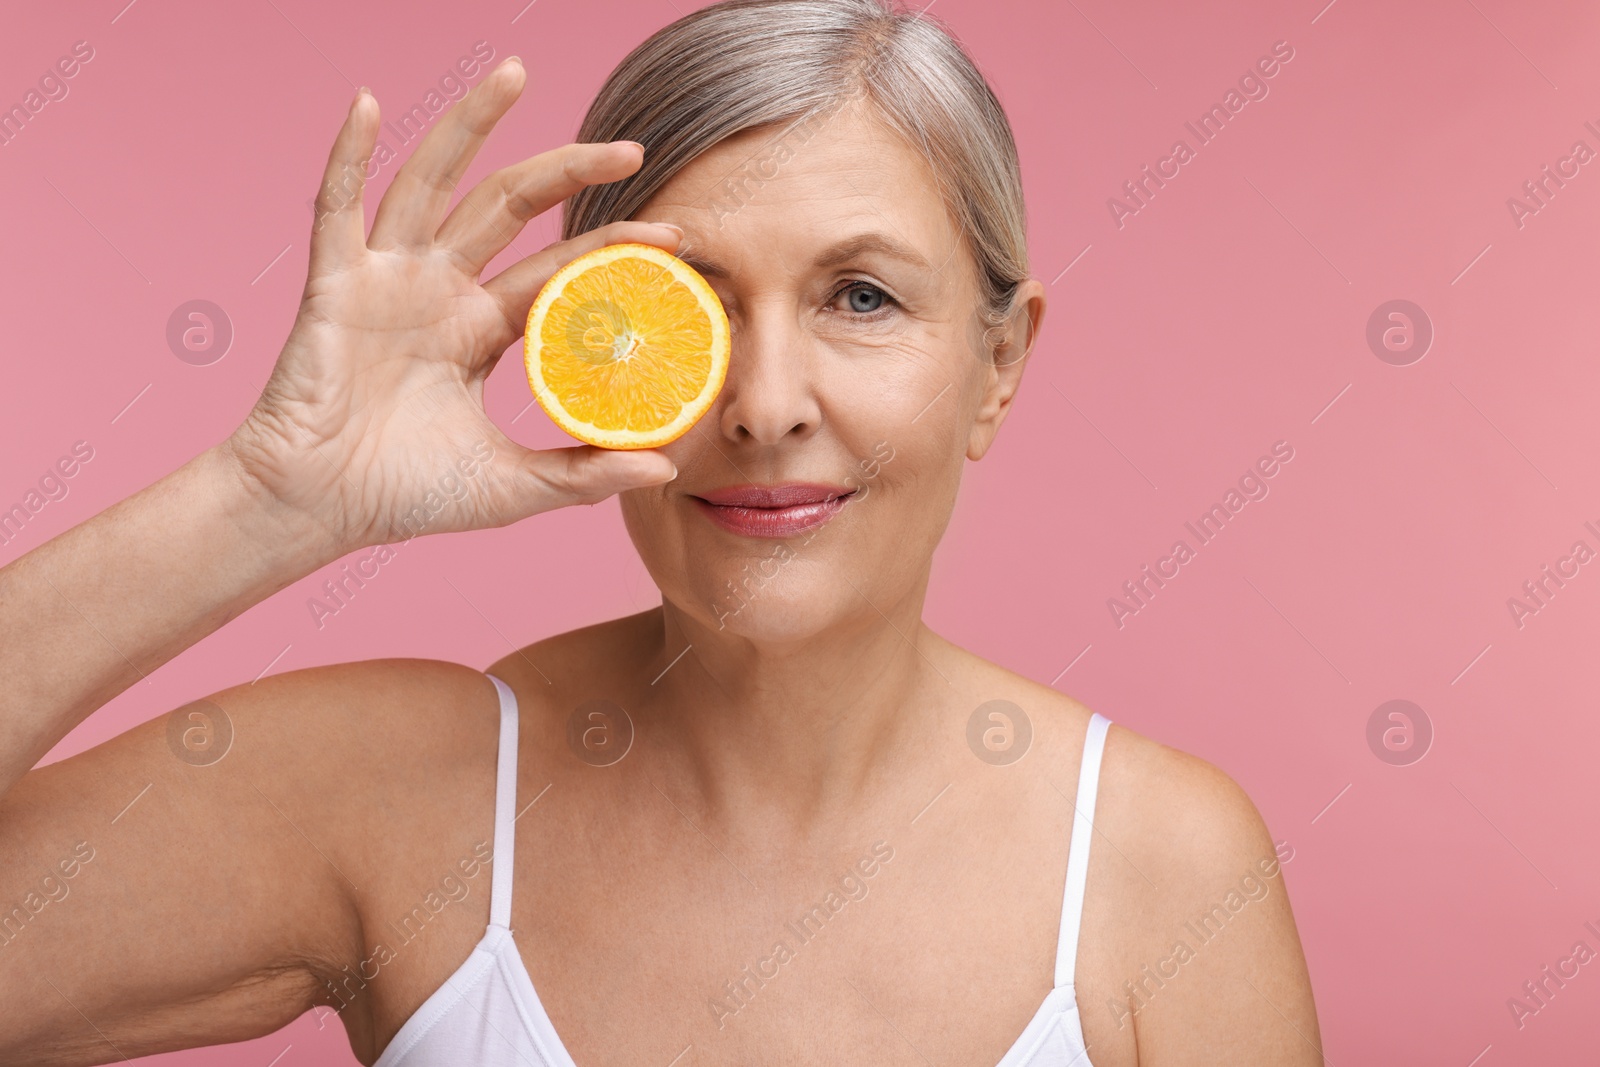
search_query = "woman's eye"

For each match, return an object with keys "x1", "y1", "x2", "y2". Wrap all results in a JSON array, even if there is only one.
[{"x1": 836, "y1": 282, "x2": 891, "y2": 315}]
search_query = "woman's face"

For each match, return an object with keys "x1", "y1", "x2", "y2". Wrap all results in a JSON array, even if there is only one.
[{"x1": 620, "y1": 101, "x2": 1041, "y2": 643}]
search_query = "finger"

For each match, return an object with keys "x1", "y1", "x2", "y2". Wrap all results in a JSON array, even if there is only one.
[
  {"x1": 512, "y1": 444, "x2": 678, "y2": 514},
  {"x1": 478, "y1": 220, "x2": 685, "y2": 363},
  {"x1": 367, "y1": 58, "x2": 526, "y2": 252},
  {"x1": 436, "y1": 141, "x2": 649, "y2": 277},
  {"x1": 309, "y1": 88, "x2": 380, "y2": 273}
]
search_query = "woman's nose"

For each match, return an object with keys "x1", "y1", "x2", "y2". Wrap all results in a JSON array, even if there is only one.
[{"x1": 715, "y1": 311, "x2": 822, "y2": 446}]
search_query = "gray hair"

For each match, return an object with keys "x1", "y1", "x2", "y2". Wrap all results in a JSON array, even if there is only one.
[{"x1": 562, "y1": 0, "x2": 1030, "y2": 343}]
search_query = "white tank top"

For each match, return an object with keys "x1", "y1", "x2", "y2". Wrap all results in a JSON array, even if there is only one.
[{"x1": 372, "y1": 674, "x2": 1111, "y2": 1067}]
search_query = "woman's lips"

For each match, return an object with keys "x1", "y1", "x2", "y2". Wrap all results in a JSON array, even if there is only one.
[{"x1": 691, "y1": 483, "x2": 857, "y2": 538}]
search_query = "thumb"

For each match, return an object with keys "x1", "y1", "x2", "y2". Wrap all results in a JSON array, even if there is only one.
[{"x1": 514, "y1": 443, "x2": 679, "y2": 513}]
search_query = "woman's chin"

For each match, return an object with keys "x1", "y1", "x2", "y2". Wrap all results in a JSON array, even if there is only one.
[{"x1": 683, "y1": 586, "x2": 854, "y2": 646}]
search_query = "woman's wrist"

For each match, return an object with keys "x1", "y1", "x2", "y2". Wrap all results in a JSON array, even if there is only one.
[{"x1": 209, "y1": 429, "x2": 360, "y2": 573}]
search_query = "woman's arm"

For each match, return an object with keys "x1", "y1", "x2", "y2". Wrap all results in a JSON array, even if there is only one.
[
  {"x1": 0, "y1": 56, "x2": 682, "y2": 1062},
  {"x1": 0, "y1": 444, "x2": 342, "y2": 794},
  {"x1": 0, "y1": 59, "x2": 680, "y2": 798},
  {"x1": 1102, "y1": 736, "x2": 1324, "y2": 1065}
]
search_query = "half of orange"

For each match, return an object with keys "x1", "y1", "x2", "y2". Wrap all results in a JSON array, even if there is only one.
[{"x1": 524, "y1": 242, "x2": 730, "y2": 450}]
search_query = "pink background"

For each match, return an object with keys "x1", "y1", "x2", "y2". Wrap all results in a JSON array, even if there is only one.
[{"x1": 4, "y1": 0, "x2": 1599, "y2": 1063}]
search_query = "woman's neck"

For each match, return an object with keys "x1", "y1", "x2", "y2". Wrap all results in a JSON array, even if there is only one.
[{"x1": 632, "y1": 580, "x2": 953, "y2": 834}]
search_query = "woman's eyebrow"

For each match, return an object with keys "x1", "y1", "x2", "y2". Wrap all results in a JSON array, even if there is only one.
[
  {"x1": 674, "y1": 232, "x2": 932, "y2": 280},
  {"x1": 813, "y1": 232, "x2": 932, "y2": 272},
  {"x1": 675, "y1": 249, "x2": 728, "y2": 279}
]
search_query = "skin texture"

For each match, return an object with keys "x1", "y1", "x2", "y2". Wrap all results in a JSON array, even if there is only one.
[{"x1": 0, "y1": 58, "x2": 1323, "y2": 1066}]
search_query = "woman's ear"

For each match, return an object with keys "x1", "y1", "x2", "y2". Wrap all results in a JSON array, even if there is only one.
[{"x1": 967, "y1": 279, "x2": 1046, "y2": 461}]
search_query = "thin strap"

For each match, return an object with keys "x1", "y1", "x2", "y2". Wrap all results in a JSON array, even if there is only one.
[
  {"x1": 1054, "y1": 712, "x2": 1112, "y2": 988},
  {"x1": 486, "y1": 674, "x2": 520, "y2": 929}
]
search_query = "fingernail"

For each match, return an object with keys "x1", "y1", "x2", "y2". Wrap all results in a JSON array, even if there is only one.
[
  {"x1": 650, "y1": 222, "x2": 684, "y2": 237},
  {"x1": 613, "y1": 140, "x2": 645, "y2": 152},
  {"x1": 505, "y1": 56, "x2": 523, "y2": 66}
]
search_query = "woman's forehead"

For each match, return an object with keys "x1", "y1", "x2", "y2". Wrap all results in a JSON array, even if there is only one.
[{"x1": 639, "y1": 105, "x2": 967, "y2": 278}]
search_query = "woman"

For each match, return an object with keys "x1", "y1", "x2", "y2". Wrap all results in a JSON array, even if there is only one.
[{"x1": 0, "y1": 0, "x2": 1321, "y2": 1063}]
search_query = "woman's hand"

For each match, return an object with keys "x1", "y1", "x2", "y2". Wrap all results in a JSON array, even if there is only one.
[{"x1": 226, "y1": 57, "x2": 681, "y2": 554}]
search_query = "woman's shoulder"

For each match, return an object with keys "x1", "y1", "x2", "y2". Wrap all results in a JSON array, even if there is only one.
[
  {"x1": 966, "y1": 658, "x2": 1280, "y2": 890},
  {"x1": 482, "y1": 608, "x2": 662, "y2": 716},
  {"x1": 990, "y1": 670, "x2": 1297, "y2": 1006},
  {"x1": 210, "y1": 656, "x2": 507, "y2": 828},
  {"x1": 234, "y1": 656, "x2": 502, "y2": 744},
  {"x1": 1098, "y1": 715, "x2": 1280, "y2": 885}
]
